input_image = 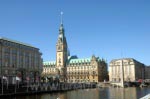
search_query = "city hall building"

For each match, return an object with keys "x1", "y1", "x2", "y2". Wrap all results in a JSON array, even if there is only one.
[
  {"x1": 42, "y1": 21, "x2": 108, "y2": 83},
  {"x1": 0, "y1": 37, "x2": 43, "y2": 84}
]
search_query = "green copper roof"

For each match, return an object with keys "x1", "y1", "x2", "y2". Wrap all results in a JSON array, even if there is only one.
[
  {"x1": 68, "y1": 57, "x2": 91, "y2": 64},
  {"x1": 43, "y1": 61, "x2": 56, "y2": 66},
  {"x1": 43, "y1": 55, "x2": 104, "y2": 66},
  {"x1": 0, "y1": 37, "x2": 36, "y2": 48},
  {"x1": 68, "y1": 55, "x2": 78, "y2": 60}
]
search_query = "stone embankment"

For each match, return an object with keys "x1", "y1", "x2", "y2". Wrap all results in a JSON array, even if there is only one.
[{"x1": 0, "y1": 82, "x2": 97, "y2": 97}]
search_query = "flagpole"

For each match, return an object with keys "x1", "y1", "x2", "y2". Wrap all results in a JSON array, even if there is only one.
[
  {"x1": 18, "y1": 80, "x2": 19, "y2": 88},
  {"x1": 1, "y1": 76, "x2": 3, "y2": 95},
  {"x1": 26, "y1": 79, "x2": 28, "y2": 92},
  {"x1": 121, "y1": 60, "x2": 124, "y2": 88},
  {"x1": 26, "y1": 76, "x2": 29, "y2": 92},
  {"x1": 6, "y1": 76, "x2": 8, "y2": 89},
  {"x1": 15, "y1": 76, "x2": 16, "y2": 93},
  {"x1": 60, "y1": 11, "x2": 63, "y2": 24}
]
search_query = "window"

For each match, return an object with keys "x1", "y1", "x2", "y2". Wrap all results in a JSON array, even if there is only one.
[
  {"x1": 12, "y1": 49, "x2": 17, "y2": 54},
  {"x1": 93, "y1": 76, "x2": 95, "y2": 79},
  {"x1": 5, "y1": 47, "x2": 10, "y2": 53},
  {"x1": 5, "y1": 70, "x2": 8, "y2": 74}
]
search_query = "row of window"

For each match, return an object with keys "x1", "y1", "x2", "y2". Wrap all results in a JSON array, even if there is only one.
[
  {"x1": 111, "y1": 78, "x2": 131, "y2": 82},
  {"x1": 43, "y1": 69, "x2": 97, "y2": 74},
  {"x1": 67, "y1": 77, "x2": 89, "y2": 80},
  {"x1": 67, "y1": 66, "x2": 96, "y2": 70},
  {"x1": 67, "y1": 76, "x2": 96, "y2": 79},
  {"x1": 68, "y1": 62, "x2": 91, "y2": 66},
  {"x1": 110, "y1": 61, "x2": 134, "y2": 66},
  {"x1": 67, "y1": 79, "x2": 97, "y2": 82}
]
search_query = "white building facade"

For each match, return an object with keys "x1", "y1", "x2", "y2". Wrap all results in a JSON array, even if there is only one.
[{"x1": 109, "y1": 58, "x2": 145, "y2": 82}]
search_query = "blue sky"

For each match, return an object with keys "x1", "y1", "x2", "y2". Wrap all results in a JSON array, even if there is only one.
[{"x1": 0, "y1": 0, "x2": 150, "y2": 65}]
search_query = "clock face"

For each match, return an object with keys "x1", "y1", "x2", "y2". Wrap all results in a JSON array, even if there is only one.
[{"x1": 59, "y1": 34, "x2": 62, "y2": 38}]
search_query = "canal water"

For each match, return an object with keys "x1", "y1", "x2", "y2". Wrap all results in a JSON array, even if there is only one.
[{"x1": 14, "y1": 87, "x2": 150, "y2": 99}]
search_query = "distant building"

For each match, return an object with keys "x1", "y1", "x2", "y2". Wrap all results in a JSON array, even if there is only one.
[
  {"x1": 145, "y1": 66, "x2": 150, "y2": 79},
  {"x1": 43, "y1": 55, "x2": 108, "y2": 83},
  {"x1": 109, "y1": 58, "x2": 145, "y2": 82},
  {"x1": 0, "y1": 37, "x2": 43, "y2": 84},
  {"x1": 42, "y1": 18, "x2": 108, "y2": 83}
]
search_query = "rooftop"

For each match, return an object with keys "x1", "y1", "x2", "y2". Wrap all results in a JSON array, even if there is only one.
[
  {"x1": 0, "y1": 37, "x2": 37, "y2": 48},
  {"x1": 68, "y1": 57, "x2": 91, "y2": 64},
  {"x1": 110, "y1": 58, "x2": 144, "y2": 65},
  {"x1": 43, "y1": 55, "x2": 103, "y2": 66},
  {"x1": 43, "y1": 61, "x2": 56, "y2": 66}
]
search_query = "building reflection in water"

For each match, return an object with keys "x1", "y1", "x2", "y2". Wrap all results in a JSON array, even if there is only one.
[
  {"x1": 14, "y1": 87, "x2": 150, "y2": 99},
  {"x1": 109, "y1": 87, "x2": 137, "y2": 99}
]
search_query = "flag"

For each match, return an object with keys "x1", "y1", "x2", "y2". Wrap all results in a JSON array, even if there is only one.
[
  {"x1": 16, "y1": 76, "x2": 21, "y2": 81},
  {"x1": 3, "y1": 76, "x2": 9, "y2": 89},
  {"x1": 3, "y1": 76, "x2": 8, "y2": 81},
  {"x1": 36, "y1": 76, "x2": 39, "y2": 82},
  {"x1": 26, "y1": 77, "x2": 30, "y2": 81},
  {"x1": 46, "y1": 77, "x2": 48, "y2": 82}
]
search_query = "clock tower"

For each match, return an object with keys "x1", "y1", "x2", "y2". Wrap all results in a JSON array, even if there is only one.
[{"x1": 56, "y1": 12, "x2": 68, "y2": 82}]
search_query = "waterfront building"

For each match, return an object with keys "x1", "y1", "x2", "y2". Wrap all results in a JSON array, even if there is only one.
[
  {"x1": 145, "y1": 66, "x2": 150, "y2": 79},
  {"x1": 42, "y1": 17, "x2": 108, "y2": 83},
  {"x1": 109, "y1": 58, "x2": 145, "y2": 82},
  {"x1": 0, "y1": 37, "x2": 43, "y2": 84}
]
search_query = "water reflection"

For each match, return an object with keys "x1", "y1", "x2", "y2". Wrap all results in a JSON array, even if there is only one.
[{"x1": 14, "y1": 87, "x2": 150, "y2": 99}]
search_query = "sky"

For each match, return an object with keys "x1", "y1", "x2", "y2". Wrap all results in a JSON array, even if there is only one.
[{"x1": 0, "y1": 0, "x2": 150, "y2": 65}]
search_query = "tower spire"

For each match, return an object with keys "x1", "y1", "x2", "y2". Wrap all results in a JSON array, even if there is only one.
[
  {"x1": 59, "y1": 11, "x2": 64, "y2": 34},
  {"x1": 60, "y1": 11, "x2": 63, "y2": 24}
]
